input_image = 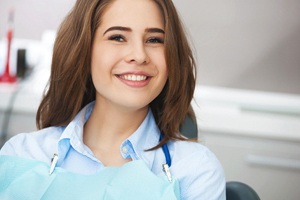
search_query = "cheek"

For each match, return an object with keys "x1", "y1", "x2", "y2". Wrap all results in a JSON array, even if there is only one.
[
  {"x1": 91, "y1": 47, "x2": 100, "y2": 73},
  {"x1": 90, "y1": 56, "x2": 109, "y2": 88},
  {"x1": 159, "y1": 54, "x2": 168, "y2": 78},
  {"x1": 149, "y1": 49, "x2": 167, "y2": 71},
  {"x1": 157, "y1": 55, "x2": 168, "y2": 90},
  {"x1": 91, "y1": 48, "x2": 111, "y2": 75}
]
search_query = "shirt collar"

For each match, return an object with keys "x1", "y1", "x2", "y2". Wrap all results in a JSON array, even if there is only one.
[
  {"x1": 56, "y1": 102, "x2": 95, "y2": 165},
  {"x1": 56, "y1": 101, "x2": 161, "y2": 168},
  {"x1": 121, "y1": 109, "x2": 161, "y2": 169}
]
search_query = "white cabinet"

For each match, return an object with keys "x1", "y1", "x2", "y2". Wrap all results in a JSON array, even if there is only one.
[
  {"x1": 193, "y1": 86, "x2": 300, "y2": 200},
  {"x1": 202, "y1": 132, "x2": 300, "y2": 200}
]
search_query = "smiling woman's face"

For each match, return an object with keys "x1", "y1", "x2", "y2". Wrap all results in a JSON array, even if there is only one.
[{"x1": 91, "y1": 0, "x2": 168, "y2": 111}]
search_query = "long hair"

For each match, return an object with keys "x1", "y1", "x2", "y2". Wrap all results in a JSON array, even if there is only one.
[
  {"x1": 36, "y1": 0, "x2": 111, "y2": 128},
  {"x1": 36, "y1": 0, "x2": 196, "y2": 149},
  {"x1": 150, "y1": 0, "x2": 196, "y2": 149}
]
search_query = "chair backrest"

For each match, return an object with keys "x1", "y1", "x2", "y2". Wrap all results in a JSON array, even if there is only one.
[
  {"x1": 179, "y1": 112, "x2": 198, "y2": 139},
  {"x1": 226, "y1": 181, "x2": 261, "y2": 200}
]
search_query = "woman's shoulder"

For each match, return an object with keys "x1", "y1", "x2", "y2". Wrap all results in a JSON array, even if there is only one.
[
  {"x1": 171, "y1": 140, "x2": 219, "y2": 162},
  {"x1": 170, "y1": 140, "x2": 224, "y2": 176},
  {"x1": 0, "y1": 127, "x2": 63, "y2": 162},
  {"x1": 171, "y1": 140, "x2": 226, "y2": 199}
]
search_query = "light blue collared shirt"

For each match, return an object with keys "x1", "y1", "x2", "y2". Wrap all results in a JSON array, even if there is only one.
[{"x1": 1, "y1": 102, "x2": 225, "y2": 199}]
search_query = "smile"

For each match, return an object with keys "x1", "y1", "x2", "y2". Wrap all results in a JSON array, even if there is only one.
[
  {"x1": 118, "y1": 74, "x2": 148, "y2": 81},
  {"x1": 116, "y1": 73, "x2": 152, "y2": 88}
]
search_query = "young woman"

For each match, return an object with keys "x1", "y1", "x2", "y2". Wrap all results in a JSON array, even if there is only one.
[{"x1": 0, "y1": 0, "x2": 225, "y2": 199}]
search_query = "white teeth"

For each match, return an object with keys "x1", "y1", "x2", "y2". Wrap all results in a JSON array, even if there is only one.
[{"x1": 120, "y1": 74, "x2": 147, "y2": 81}]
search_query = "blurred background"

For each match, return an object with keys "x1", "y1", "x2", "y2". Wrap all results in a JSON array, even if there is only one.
[{"x1": 0, "y1": 0, "x2": 299, "y2": 199}]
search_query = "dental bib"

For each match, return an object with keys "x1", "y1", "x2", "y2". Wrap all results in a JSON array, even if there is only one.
[{"x1": 0, "y1": 155, "x2": 180, "y2": 200}]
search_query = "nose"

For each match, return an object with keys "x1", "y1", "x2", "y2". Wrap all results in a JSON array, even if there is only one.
[{"x1": 124, "y1": 41, "x2": 150, "y2": 65}]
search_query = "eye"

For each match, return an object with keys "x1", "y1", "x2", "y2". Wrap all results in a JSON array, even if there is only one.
[
  {"x1": 146, "y1": 37, "x2": 164, "y2": 44},
  {"x1": 108, "y1": 34, "x2": 126, "y2": 42}
]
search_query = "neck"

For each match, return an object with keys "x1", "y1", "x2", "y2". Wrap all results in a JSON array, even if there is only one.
[{"x1": 83, "y1": 100, "x2": 148, "y2": 151}]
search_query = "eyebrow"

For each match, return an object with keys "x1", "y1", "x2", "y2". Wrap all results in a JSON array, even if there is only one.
[
  {"x1": 103, "y1": 26, "x2": 165, "y2": 35},
  {"x1": 145, "y1": 28, "x2": 165, "y2": 34},
  {"x1": 103, "y1": 26, "x2": 131, "y2": 35}
]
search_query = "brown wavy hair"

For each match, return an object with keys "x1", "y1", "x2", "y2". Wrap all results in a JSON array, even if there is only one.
[{"x1": 36, "y1": 0, "x2": 196, "y2": 149}]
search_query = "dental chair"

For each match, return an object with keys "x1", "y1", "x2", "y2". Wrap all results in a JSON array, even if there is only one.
[{"x1": 226, "y1": 181, "x2": 261, "y2": 200}]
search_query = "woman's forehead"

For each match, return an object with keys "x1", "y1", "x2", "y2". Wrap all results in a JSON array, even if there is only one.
[{"x1": 99, "y1": 0, "x2": 164, "y2": 30}]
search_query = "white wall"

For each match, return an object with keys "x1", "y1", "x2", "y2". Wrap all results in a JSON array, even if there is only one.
[
  {"x1": 1, "y1": 0, "x2": 300, "y2": 94},
  {"x1": 0, "y1": 0, "x2": 75, "y2": 39},
  {"x1": 173, "y1": 0, "x2": 300, "y2": 94}
]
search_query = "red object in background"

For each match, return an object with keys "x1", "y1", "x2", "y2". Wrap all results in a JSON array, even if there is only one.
[{"x1": 0, "y1": 9, "x2": 17, "y2": 83}]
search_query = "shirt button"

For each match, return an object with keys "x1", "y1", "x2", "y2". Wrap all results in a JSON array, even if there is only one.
[{"x1": 122, "y1": 146, "x2": 128, "y2": 154}]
